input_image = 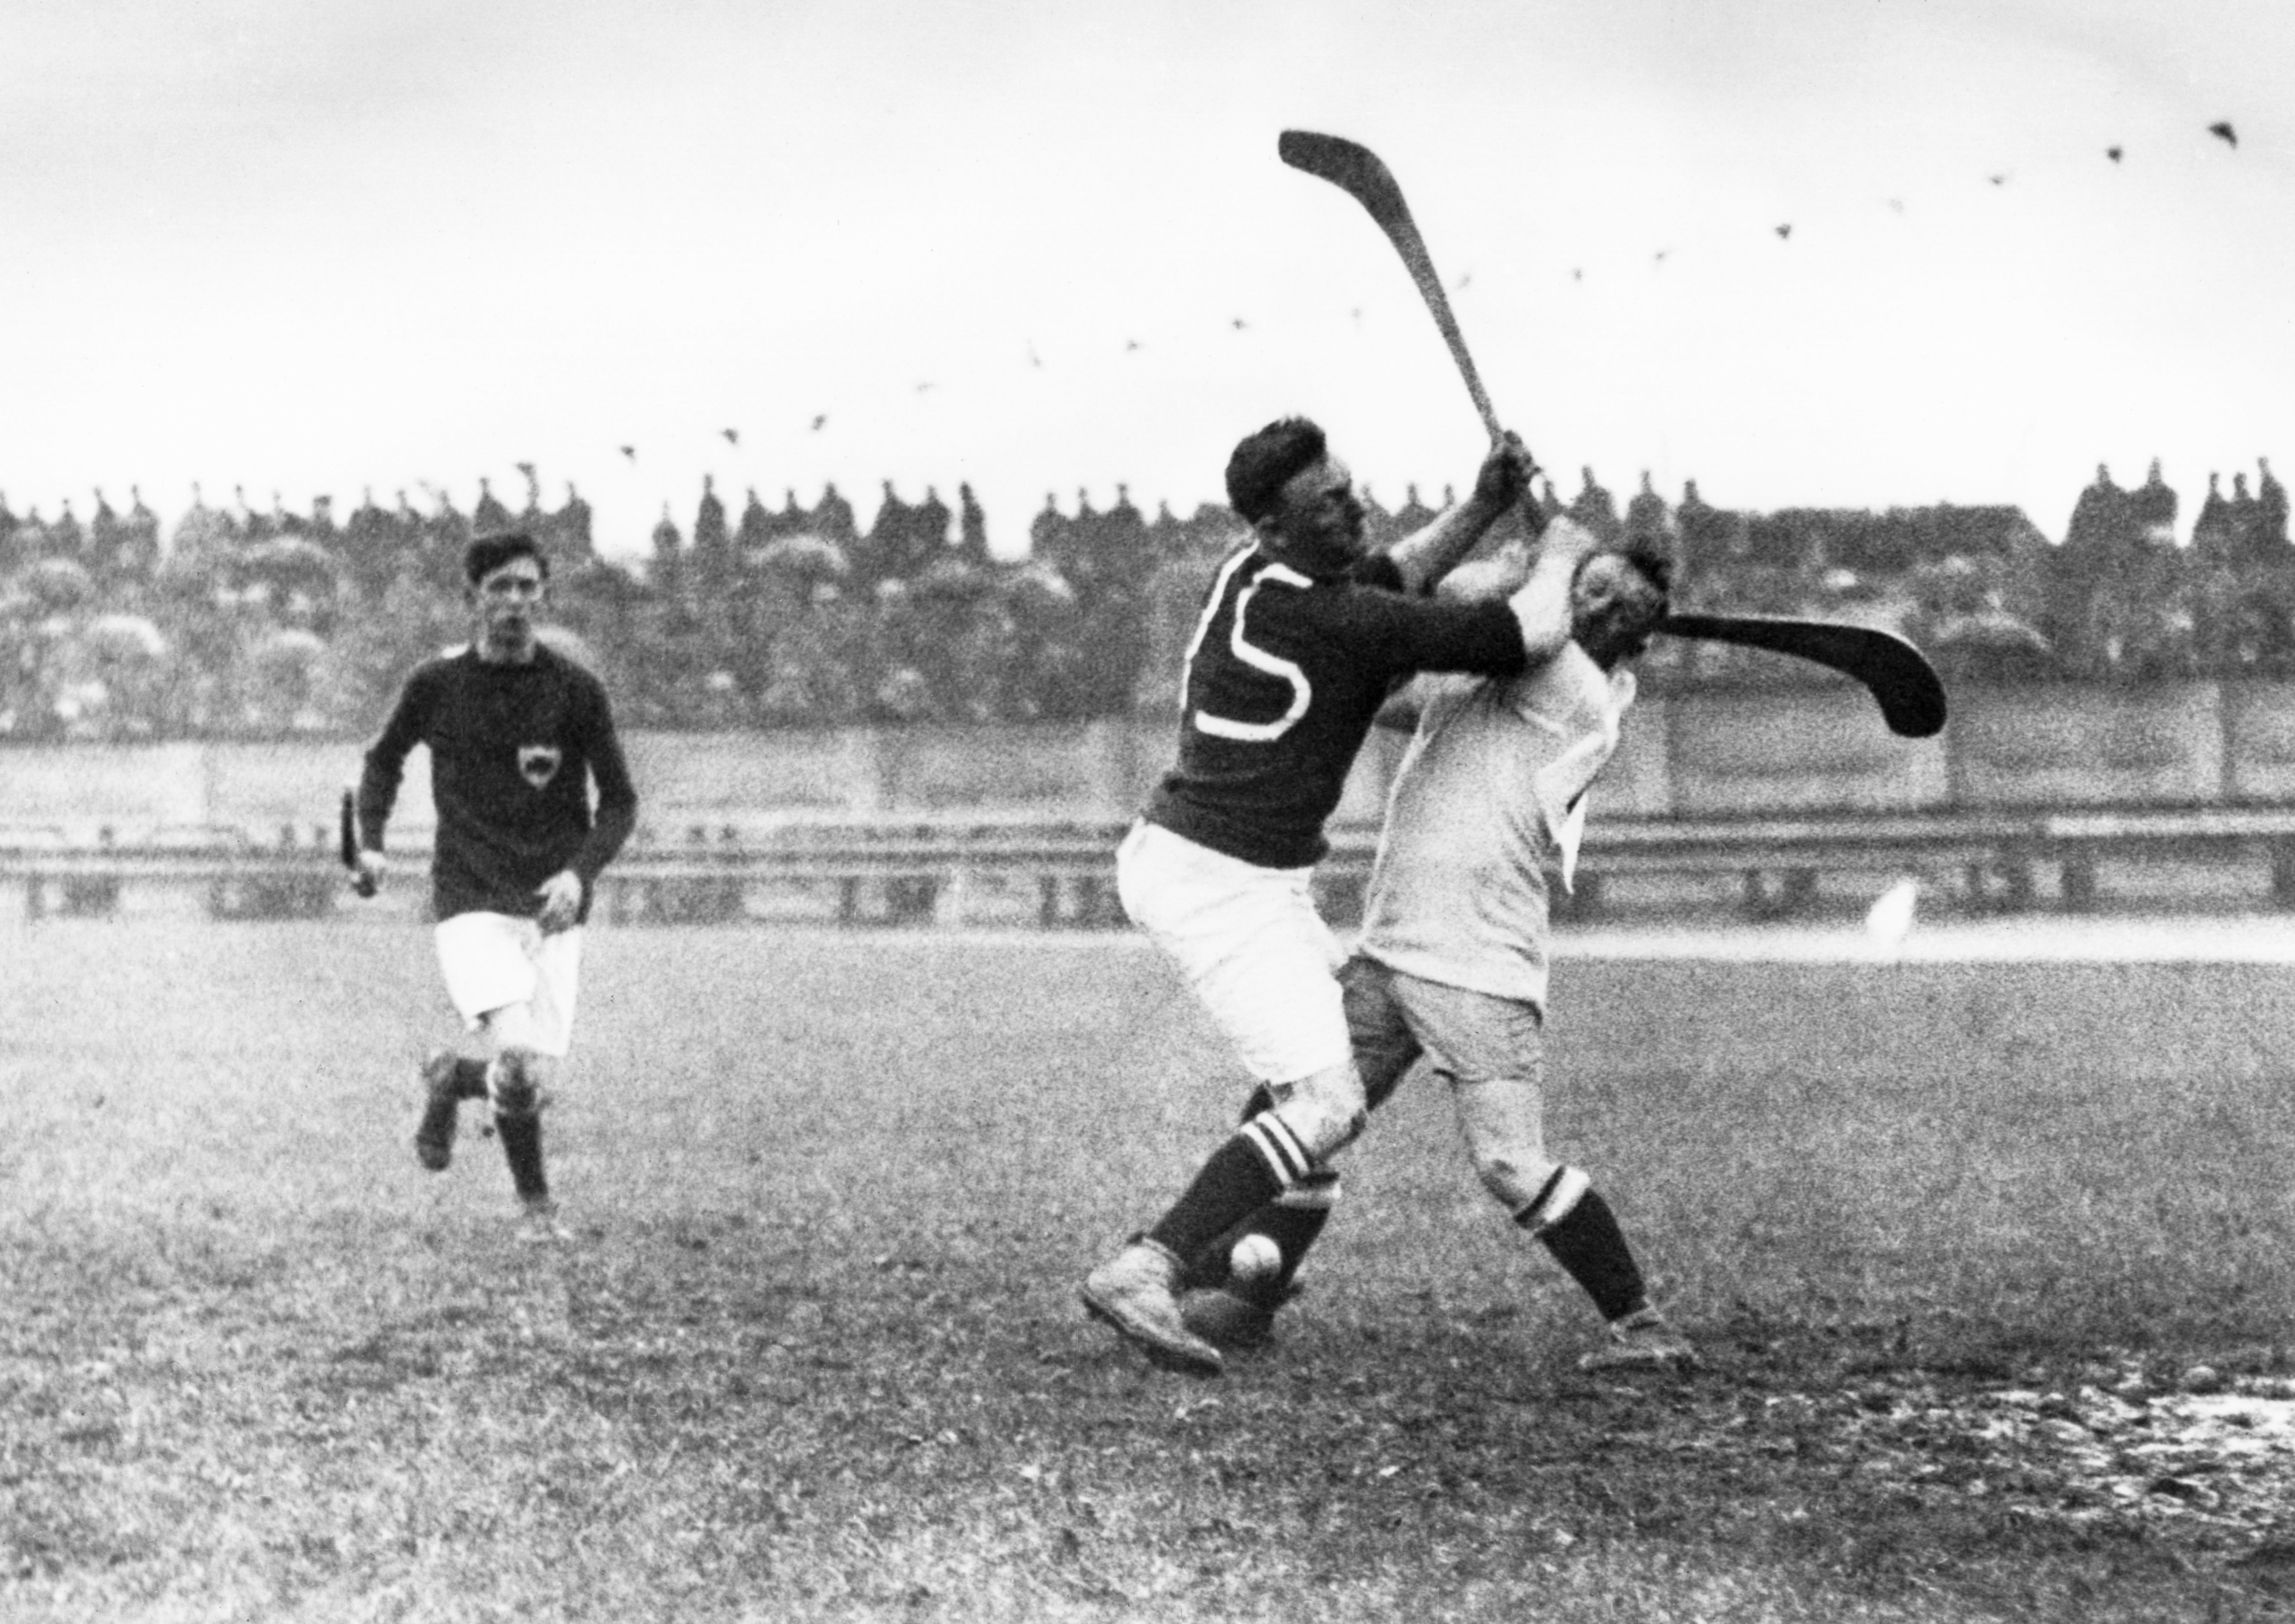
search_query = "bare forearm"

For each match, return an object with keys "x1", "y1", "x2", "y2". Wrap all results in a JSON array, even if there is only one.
[
  {"x1": 1387, "y1": 493, "x2": 1510, "y2": 595},
  {"x1": 1505, "y1": 517, "x2": 1604, "y2": 667},
  {"x1": 1506, "y1": 554, "x2": 1577, "y2": 668},
  {"x1": 1387, "y1": 433, "x2": 1538, "y2": 593}
]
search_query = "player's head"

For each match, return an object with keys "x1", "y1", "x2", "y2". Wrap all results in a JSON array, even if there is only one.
[
  {"x1": 465, "y1": 529, "x2": 549, "y2": 589},
  {"x1": 1227, "y1": 416, "x2": 1366, "y2": 571},
  {"x1": 464, "y1": 531, "x2": 548, "y2": 662},
  {"x1": 1570, "y1": 536, "x2": 1672, "y2": 671}
]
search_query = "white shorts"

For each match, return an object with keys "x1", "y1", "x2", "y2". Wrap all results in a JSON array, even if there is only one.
[
  {"x1": 1115, "y1": 820, "x2": 1352, "y2": 1085},
  {"x1": 433, "y1": 913, "x2": 584, "y2": 1060}
]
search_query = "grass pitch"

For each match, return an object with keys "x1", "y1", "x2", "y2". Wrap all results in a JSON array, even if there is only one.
[{"x1": 4, "y1": 920, "x2": 2295, "y2": 1622}]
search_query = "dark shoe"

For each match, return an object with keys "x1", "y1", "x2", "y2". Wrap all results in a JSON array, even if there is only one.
[
  {"x1": 1579, "y1": 1306, "x2": 1700, "y2": 1373},
  {"x1": 515, "y1": 1196, "x2": 573, "y2": 1246},
  {"x1": 1180, "y1": 1286, "x2": 1278, "y2": 1350}
]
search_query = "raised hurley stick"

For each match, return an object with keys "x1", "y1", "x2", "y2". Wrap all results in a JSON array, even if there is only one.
[{"x1": 1278, "y1": 130, "x2": 1502, "y2": 445}]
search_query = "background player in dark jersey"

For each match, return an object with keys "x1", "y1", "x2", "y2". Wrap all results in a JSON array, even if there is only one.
[
  {"x1": 352, "y1": 531, "x2": 639, "y2": 1243},
  {"x1": 1083, "y1": 414, "x2": 1549, "y2": 1373}
]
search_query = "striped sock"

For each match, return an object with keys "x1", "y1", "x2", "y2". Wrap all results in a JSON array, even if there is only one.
[
  {"x1": 1187, "y1": 1170, "x2": 1341, "y2": 1303},
  {"x1": 1146, "y1": 1111, "x2": 1311, "y2": 1265},
  {"x1": 1260, "y1": 1171, "x2": 1339, "y2": 1291},
  {"x1": 1518, "y1": 1175, "x2": 1647, "y2": 1323}
]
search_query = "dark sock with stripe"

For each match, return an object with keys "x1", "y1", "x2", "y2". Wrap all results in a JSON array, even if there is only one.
[
  {"x1": 1530, "y1": 1187, "x2": 1647, "y2": 1322},
  {"x1": 1199, "y1": 1201, "x2": 1334, "y2": 1306},
  {"x1": 1187, "y1": 1166, "x2": 1340, "y2": 1293},
  {"x1": 453, "y1": 1059, "x2": 490, "y2": 1100},
  {"x1": 1179, "y1": 1086, "x2": 1335, "y2": 1298},
  {"x1": 1146, "y1": 1131, "x2": 1286, "y2": 1266},
  {"x1": 1257, "y1": 1190, "x2": 1333, "y2": 1292},
  {"x1": 497, "y1": 1113, "x2": 549, "y2": 1205}
]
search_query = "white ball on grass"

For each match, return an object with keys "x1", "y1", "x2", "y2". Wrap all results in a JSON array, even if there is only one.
[{"x1": 1228, "y1": 1232, "x2": 1282, "y2": 1284}]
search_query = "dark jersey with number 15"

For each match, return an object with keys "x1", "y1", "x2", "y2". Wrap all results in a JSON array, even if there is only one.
[{"x1": 1142, "y1": 546, "x2": 1527, "y2": 869}]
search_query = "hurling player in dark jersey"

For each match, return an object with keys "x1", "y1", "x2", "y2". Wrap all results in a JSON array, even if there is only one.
[
  {"x1": 1083, "y1": 414, "x2": 1553, "y2": 1373},
  {"x1": 352, "y1": 531, "x2": 638, "y2": 1243}
]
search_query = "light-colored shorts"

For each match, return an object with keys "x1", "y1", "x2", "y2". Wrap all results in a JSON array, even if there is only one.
[
  {"x1": 1341, "y1": 955, "x2": 1555, "y2": 1198},
  {"x1": 434, "y1": 912, "x2": 583, "y2": 1059},
  {"x1": 1115, "y1": 820, "x2": 1352, "y2": 1085},
  {"x1": 1343, "y1": 953, "x2": 1546, "y2": 1102}
]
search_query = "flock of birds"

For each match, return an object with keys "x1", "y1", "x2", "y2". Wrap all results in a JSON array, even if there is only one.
[{"x1": 582, "y1": 118, "x2": 2248, "y2": 484}]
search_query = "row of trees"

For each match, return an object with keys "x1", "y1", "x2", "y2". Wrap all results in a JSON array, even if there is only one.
[{"x1": 0, "y1": 456, "x2": 2287, "y2": 741}]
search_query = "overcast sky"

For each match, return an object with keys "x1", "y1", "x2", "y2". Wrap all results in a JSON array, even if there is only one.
[{"x1": 1, "y1": 0, "x2": 2288, "y2": 560}]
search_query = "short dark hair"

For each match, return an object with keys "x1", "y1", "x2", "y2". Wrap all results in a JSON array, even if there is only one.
[
  {"x1": 1224, "y1": 416, "x2": 1327, "y2": 524},
  {"x1": 464, "y1": 530, "x2": 549, "y2": 586},
  {"x1": 1625, "y1": 539, "x2": 1680, "y2": 601}
]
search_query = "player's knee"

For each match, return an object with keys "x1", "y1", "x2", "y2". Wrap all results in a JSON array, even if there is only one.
[
  {"x1": 1509, "y1": 1165, "x2": 1592, "y2": 1236},
  {"x1": 1472, "y1": 1144, "x2": 1562, "y2": 1214},
  {"x1": 488, "y1": 1047, "x2": 551, "y2": 1120},
  {"x1": 1270, "y1": 1062, "x2": 1367, "y2": 1162}
]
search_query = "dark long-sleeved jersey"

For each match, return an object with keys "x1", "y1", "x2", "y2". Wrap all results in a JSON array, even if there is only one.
[
  {"x1": 1143, "y1": 547, "x2": 1527, "y2": 869},
  {"x1": 357, "y1": 641, "x2": 639, "y2": 923}
]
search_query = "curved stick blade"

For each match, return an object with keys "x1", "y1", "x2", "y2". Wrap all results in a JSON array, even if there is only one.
[
  {"x1": 1278, "y1": 130, "x2": 1414, "y2": 233},
  {"x1": 1658, "y1": 613, "x2": 1948, "y2": 738}
]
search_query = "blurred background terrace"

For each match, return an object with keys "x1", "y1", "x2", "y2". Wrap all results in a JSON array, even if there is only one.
[{"x1": 1, "y1": 455, "x2": 2285, "y2": 743}]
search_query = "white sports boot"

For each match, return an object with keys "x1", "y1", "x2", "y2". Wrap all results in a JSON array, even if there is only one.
[{"x1": 1081, "y1": 1239, "x2": 1224, "y2": 1375}]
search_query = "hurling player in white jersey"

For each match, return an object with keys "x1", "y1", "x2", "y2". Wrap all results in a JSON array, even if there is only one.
[
  {"x1": 1178, "y1": 514, "x2": 1698, "y2": 1371},
  {"x1": 1084, "y1": 415, "x2": 1554, "y2": 1374}
]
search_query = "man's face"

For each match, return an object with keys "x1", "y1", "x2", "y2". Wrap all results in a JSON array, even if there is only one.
[
  {"x1": 470, "y1": 555, "x2": 546, "y2": 655},
  {"x1": 1570, "y1": 552, "x2": 1667, "y2": 669},
  {"x1": 1266, "y1": 454, "x2": 1367, "y2": 571}
]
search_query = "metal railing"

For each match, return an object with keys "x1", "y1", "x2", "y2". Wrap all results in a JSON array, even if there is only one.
[{"x1": 5, "y1": 805, "x2": 2295, "y2": 925}]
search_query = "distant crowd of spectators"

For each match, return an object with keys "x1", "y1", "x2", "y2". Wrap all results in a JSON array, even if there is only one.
[{"x1": 0, "y1": 455, "x2": 2286, "y2": 741}]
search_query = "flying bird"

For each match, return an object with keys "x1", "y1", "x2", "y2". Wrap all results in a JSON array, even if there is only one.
[
  {"x1": 1027, "y1": 342, "x2": 1043, "y2": 368},
  {"x1": 2107, "y1": 145, "x2": 2124, "y2": 162},
  {"x1": 1653, "y1": 249, "x2": 1671, "y2": 266},
  {"x1": 1775, "y1": 224, "x2": 1792, "y2": 240},
  {"x1": 1987, "y1": 173, "x2": 2009, "y2": 186},
  {"x1": 1572, "y1": 267, "x2": 1583, "y2": 281},
  {"x1": 915, "y1": 381, "x2": 936, "y2": 394},
  {"x1": 2210, "y1": 120, "x2": 2238, "y2": 148},
  {"x1": 1125, "y1": 338, "x2": 1142, "y2": 352},
  {"x1": 1453, "y1": 272, "x2": 1472, "y2": 291},
  {"x1": 1231, "y1": 317, "x2": 1248, "y2": 330},
  {"x1": 619, "y1": 446, "x2": 636, "y2": 461},
  {"x1": 809, "y1": 415, "x2": 827, "y2": 432},
  {"x1": 722, "y1": 428, "x2": 740, "y2": 446},
  {"x1": 1886, "y1": 197, "x2": 1904, "y2": 213}
]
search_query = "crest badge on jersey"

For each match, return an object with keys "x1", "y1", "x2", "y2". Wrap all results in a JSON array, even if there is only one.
[{"x1": 518, "y1": 745, "x2": 562, "y2": 790}]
